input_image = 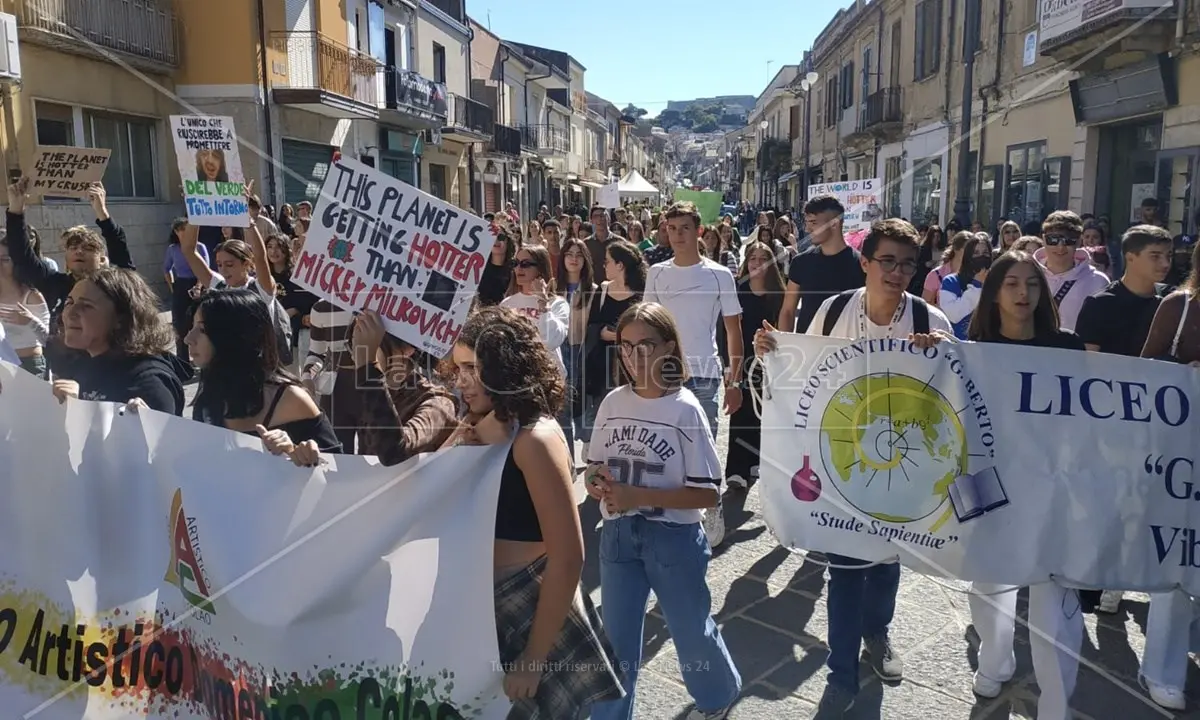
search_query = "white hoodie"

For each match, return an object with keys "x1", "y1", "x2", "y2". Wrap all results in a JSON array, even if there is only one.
[
  {"x1": 1033, "y1": 247, "x2": 1111, "y2": 332},
  {"x1": 500, "y1": 292, "x2": 570, "y2": 375}
]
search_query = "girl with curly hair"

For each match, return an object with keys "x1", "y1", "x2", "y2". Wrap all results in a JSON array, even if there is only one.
[{"x1": 447, "y1": 306, "x2": 623, "y2": 718}]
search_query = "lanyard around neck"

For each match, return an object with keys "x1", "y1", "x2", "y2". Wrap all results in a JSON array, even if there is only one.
[{"x1": 858, "y1": 291, "x2": 907, "y2": 339}]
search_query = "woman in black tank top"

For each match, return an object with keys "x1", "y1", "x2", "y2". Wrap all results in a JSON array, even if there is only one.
[
  {"x1": 186, "y1": 289, "x2": 340, "y2": 464},
  {"x1": 448, "y1": 306, "x2": 622, "y2": 718}
]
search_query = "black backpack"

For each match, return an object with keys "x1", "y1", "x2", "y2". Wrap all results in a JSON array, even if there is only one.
[{"x1": 821, "y1": 290, "x2": 930, "y2": 337}]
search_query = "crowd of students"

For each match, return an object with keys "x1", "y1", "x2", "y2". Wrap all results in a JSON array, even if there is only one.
[{"x1": 2, "y1": 171, "x2": 1198, "y2": 719}]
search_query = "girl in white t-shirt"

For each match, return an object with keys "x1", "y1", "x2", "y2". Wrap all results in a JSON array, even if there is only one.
[
  {"x1": 586, "y1": 302, "x2": 741, "y2": 720},
  {"x1": 500, "y1": 245, "x2": 570, "y2": 375}
]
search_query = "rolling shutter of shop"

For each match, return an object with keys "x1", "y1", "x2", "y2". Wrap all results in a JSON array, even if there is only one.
[
  {"x1": 281, "y1": 139, "x2": 336, "y2": 206},
  {"x1": 484, "y1": 183, "x2": 500, "y2": 213}
]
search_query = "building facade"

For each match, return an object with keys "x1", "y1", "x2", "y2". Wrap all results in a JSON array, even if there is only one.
[
  {"x1": 1, "y1": 0, "x2": 184, "y2": 289},
  {"x1": 788, "y1": 0, "x2": 1200, "y2": 242}
]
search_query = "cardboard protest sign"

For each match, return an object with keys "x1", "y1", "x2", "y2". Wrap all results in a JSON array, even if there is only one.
[
  {"x1": 170, "y1": 115, "x2": 250, "y2": 227},
  {"x1": 29, "y1": 146, "x2": 110, "y2": 198},
  {"x1": 294, "y1": 156, "x2": 491, "y2": 357},
  {"x1": 807, "y1": 178, "x2": 884, "y2": 232}
]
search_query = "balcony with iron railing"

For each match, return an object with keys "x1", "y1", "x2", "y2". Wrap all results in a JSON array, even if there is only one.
[
  {"x1": 520, "y1": 124, "x2": 569, "y2": 156},
  {"x1": 488, "y1": 123, "x2": 522, "y2": 157},
  {"x1": 19, "y1": 0, "x2": 178, "y2": 70},
  {"x1": 859, "y1": 87, "x2": 903, "y2": 134},
  {"x1": 270, "y1": 31, "x2": 381, "y2": 118},
  {"x1": 444, "y1": 94, "x2": 493, "y2": 140}
]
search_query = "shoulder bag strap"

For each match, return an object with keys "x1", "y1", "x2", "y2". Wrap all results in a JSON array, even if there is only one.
[
  {"x1": 1170, "y1": 292, "x2": 1190, "y2": 359},
  {"x1": 1053, "y1": 280, "x2": 1076, "y2": 306}
]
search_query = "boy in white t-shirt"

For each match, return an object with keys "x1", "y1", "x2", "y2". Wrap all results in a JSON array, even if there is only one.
[
  {"x1": 644, "y1": 200, "x2": 743, "y2": 548},
  {"x1": 755, "y1": 219, "x2": 951, "y2": 718}
]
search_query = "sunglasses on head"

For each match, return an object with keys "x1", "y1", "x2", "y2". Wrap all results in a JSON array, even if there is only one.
[
  {"x1": 1044, "y1": 234, "x2": 1079, "y2": 247},
  {"x1": 513, "y1": 259, "x2": 539, "y2": 269}
]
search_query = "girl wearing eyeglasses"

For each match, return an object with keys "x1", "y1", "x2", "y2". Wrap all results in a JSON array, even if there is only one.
[
  {"x1": 1031, "y1": 211, "x2": 1109, "y2": 331},
  {"x1": 586, "y1": 302, "x2": 741, "y2": 720},
  {"x1": 501, "y1": 245, "x2": 570, "y2": 376}
]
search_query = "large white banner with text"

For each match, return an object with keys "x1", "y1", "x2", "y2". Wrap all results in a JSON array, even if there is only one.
[
  {"x1": 0, "y1": 363, "x2": 510, "y2": 719},
  {"x1": 760, "y1": 334, "x2": 1200, "y2": 592}
]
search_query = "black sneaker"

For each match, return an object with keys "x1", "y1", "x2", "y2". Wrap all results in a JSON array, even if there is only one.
[{"x1": 816, "y1": 683, "x2": 856, "y2": 718}]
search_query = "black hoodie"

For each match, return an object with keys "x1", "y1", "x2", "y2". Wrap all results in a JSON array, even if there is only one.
[{"x1": 73, "y1": 353, "x2": 193, "y2": 415}]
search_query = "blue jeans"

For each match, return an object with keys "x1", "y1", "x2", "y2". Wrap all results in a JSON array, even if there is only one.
[
  {"x1": 592, "y1": 516, "x2": 741, "y2": 720},
  {"x1": 685, "y1": 376, "x2": 721, "y2": 443},
  {"x1": 557, "y1": 344, "x2": 585, "y2": 451},
  {"x1": 824, "y1": 553, "x2": 901, "y2": 694}
]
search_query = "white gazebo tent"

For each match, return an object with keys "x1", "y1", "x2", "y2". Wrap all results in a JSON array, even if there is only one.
[{"x1": 616, "y1": 170, "x2": 660, "y2": 200}]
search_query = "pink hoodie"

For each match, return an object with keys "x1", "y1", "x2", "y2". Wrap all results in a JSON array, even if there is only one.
[{"x1": 1033, "y1": 247, "x2": 1111, "y2": 332}]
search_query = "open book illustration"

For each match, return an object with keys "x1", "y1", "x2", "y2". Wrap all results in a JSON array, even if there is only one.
[{"x1": 948, "y1": 467, "x2": 1009, "y2": 523}]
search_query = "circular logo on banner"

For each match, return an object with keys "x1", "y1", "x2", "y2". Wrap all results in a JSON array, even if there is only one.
[
  {"x1": 791, "y1": 339, "x2": 1001, "y2": 532},
  {"x1": 820, "y1": 372, "x2": 966, "y2": 523}
]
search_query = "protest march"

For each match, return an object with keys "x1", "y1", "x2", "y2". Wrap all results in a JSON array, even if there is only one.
[{"x1": 3, "y1": 121, "x2": 1200, "y2": 720}]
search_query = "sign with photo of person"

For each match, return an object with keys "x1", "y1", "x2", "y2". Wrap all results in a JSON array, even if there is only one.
[
  {"x1": 29, "y1": 145, "x2": 110, "y2": 198},
  {"x1": 760, "y1": 333, "x2": 1200, "y2": 593},
  {"x1": 0, "y1": 362, "x2": 513, "y2": 719},
  {"x1": 293, "y1": 155, "x2": 491, "y2": 358},
  {"x1": 170, "y1": 114, "x2": 250, "y2": 228}
]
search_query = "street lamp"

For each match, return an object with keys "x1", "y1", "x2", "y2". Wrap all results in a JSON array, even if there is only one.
[
  {"x1": 797, "y1": 71, "x2": 819, "y2": 206},
  {"x1": 758, "y1": 119, "x2": 769, "y2": 208}
]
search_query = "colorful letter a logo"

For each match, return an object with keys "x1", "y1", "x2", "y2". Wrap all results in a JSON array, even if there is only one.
[{"x1": 164, "y1": 489, "x2": 216, "y2": 614}]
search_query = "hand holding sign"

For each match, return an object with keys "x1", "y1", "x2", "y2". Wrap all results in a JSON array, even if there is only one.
[
  {"x1": 351, "y1": 311, "x2": 386, "y2": 369},
  {"x1": 86, "y1": 183, "x2": 109, "y2": 221},
  {"x1": 6, "y1": 177, "x2": 28, "y2": 215}
]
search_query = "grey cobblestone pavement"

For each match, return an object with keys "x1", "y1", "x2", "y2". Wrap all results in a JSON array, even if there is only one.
[{"x1": 172, "y1": 319, "x2": 1196, "y2": 719}]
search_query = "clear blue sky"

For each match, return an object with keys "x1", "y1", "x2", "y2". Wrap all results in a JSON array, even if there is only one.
[{"x1": 471, "y1": 0, "x2": 840, "y2": 117}]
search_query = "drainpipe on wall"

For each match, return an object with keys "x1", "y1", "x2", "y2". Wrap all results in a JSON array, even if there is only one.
[
  {"x1": 465, "y1": 15, "x2": 478, "y2": 212},
  {"x1": 256, "y1": 0, "x2": 278, "y2": 204},
  {"x1": 976, "y1": 0, "x2": 1006, "y2": 231}
]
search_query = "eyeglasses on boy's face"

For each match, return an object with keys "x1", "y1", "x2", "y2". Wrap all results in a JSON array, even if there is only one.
[
  {"x1": 1044, "y1": 234, "x2": 1079, "y2": 247},
  {"x1": 868, "y1": 257, "x2": 919, "y2": 275}
]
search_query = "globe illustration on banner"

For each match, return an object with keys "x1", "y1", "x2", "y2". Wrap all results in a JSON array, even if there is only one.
[{"x1": 819, "y1": 372, "x2": 967, "y2": 523}]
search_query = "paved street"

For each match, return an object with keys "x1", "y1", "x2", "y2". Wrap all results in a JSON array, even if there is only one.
[
  {"x1": 168, "y1": 327, "x2": 1190, "y2": 719},
  {"x1": 574, "y1": 412, "x2": 1192, "y2": 719}
]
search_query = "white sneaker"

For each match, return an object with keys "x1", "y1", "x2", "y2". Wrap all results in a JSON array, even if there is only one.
[
  {"x1": 1097, "y1": 590, "x2": 1124, "y2": 614},
  {"x1": 972, "y1": 672, "x2": 1006, "y2": 699},
  {"x1": 1145, "y1": 678, "x2": 1186, "y2": 710},
  {"x1": 703, "y1": 502, "x2": 726, "y2": 548},
  {"x1": 727, "y1": 474, "x2": 748, "y2": 489}
]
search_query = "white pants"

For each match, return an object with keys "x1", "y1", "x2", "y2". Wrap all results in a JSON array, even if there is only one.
[
  {"x1": 969, "y1": 582, "x2": 1084, "y2": 720},
  {"x1": 1142, "y1": 590, "x2": 1200, "y2": 690}
]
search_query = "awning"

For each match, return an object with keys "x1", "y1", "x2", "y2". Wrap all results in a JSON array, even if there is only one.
[
  {"x1": 777, "y1": 171, "x2": 797, "y2": 183},
  {"x1": 579, "y1": 180, "x2": 604, "y2": 189},
  {"x1": 570, "y1": 183, "x2": 583, "y2": 192}
]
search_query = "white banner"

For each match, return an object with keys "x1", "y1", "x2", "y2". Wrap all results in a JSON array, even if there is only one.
[
  {"x1": 0, "y1": 363, "x2": 511, "y2": 719},
  {"x1": 170, "y1": 115, "x2": 250, "y2": 228},
  {"x1": 805, "y1": 179, "x2": 883, "y2": 233},
  {"x1": 293, "y1": 156, "x2": 490, "y2": 358},
  {"x1": 760, "y1": 334, "x2": 1200, "y2": 593}
]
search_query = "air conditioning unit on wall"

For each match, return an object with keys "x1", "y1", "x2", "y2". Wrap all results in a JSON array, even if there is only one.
[{"x1": 0, "y1": 13, "x2": 20, "y2": 83}]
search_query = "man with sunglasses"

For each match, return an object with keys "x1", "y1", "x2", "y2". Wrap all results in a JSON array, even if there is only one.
[
  {"x1": 1032, "y1": 211, "x2": 1110, "y2": 332},
  {"x1": 755, "y1": 219, "x2": 952, "y2": 717}
]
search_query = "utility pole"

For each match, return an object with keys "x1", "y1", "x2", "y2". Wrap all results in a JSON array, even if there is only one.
[{"x1": 953, "y1": 0, "x2": 981, "y2": 228}]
